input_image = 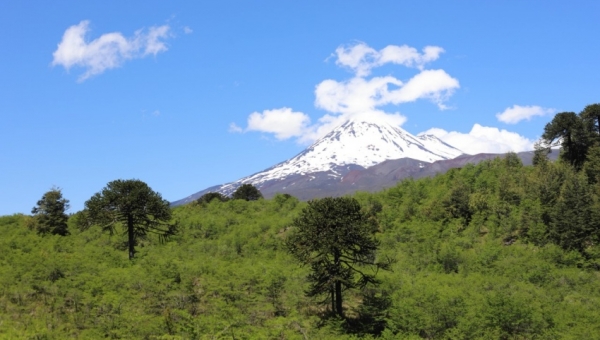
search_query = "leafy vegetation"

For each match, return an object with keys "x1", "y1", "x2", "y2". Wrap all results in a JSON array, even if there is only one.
[
  {"x1": 232, "y1": 183, "x2": 263, "y2": 201},
  {"x1": 29, "y1": 187, "x2": 70, "y2": 236},
  {"x1": 78, "y1": 179, "x2": 177, "y2": 260},
  {"x1": 196, "y1": 192, "x2": 230, "y2": 205},
  {"x1": 2, "y1": 105, "x2": 600, "y2": 338}
]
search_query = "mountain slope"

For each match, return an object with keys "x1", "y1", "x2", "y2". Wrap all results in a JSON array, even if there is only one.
[
  {"x1": 248, "y1": 119, "x2": 463, "y2": 180},
  {"x1": 173, "y1": 119, "x2": 465, "y2": 205}
]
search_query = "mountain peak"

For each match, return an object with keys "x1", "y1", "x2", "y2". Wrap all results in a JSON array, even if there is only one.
[
  {"x1": 173, "y1": 118, "x2": 465, "y2": 205},
  {"x1": 232, "y1": 118, "x2": 464, "y2": 185}
]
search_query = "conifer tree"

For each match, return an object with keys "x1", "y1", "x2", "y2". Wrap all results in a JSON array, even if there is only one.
[
  {"x1": 81, "y1": 179, "x2": 176, "y2": 259},
  {"x1": 31, "y1": 187, "x2": 70, "y2": 236},
  {"x1": 581, "y1": 103, "x2": 600, "y2": 141},
  {"x1": 542, "y1": 111, "x2": 589, "y2": 170},
  {"x1": 231, "y1": 183, "x2": 263, "y2": 201},
  {"x1": 197, "y1": 192, "x2": 229, "y2": 204},
  {"x1": 286, "y1": 197, "x2": 387, "y2": 317},
  {"x1": 550, "y1": 172, "x2": 599, "y2": 253}
]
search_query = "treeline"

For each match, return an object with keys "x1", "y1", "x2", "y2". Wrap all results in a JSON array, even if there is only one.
[{"x1": 1, "y1": 104, "x2": 600, "y2": 339}]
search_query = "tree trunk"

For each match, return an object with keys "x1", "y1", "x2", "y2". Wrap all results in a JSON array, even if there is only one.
[
  {"x1": 331, "y1": 284, "x2": 335, "y2": 314},
  {"x1": 335, "y1": 280, "x2": 343, "y2": 317},
  {"x1": 333, "y1": 248, "x2": 343, "y2": 317},
  {"x1": 128, "y1": 214, "x2": 135, "y2": 259}
]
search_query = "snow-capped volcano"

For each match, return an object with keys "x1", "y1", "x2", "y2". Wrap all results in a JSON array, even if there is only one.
[
  {"x1": 237, "y1": 119, "x2": 463, "y2": 184},
  {"x1": 172, "y1": 119, "x2": 465, "y2": 205}
]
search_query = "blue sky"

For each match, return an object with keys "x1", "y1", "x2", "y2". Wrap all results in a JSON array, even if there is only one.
[{"x1": 1, "y1": 1, "x2": 599, "y2": 215}]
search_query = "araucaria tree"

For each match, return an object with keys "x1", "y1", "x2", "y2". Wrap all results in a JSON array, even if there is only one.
[
  {"x1": 541, "y1": 110, "x2": 593, "y2": 170},
  {"x1": 286, "y1": 197, "x2": 387, "y2": 317},
  {"x1": 232, "y1": 183, "x2": 263, "y2": 201},
  {"x1": 31, "y1": 187, "x2": 70, "y2": 236},
  {"x1": 81, "y1": 179, "x2": 176, "y2": 259}
]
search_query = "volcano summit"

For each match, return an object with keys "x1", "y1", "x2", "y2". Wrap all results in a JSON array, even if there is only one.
[{"x1": 172, "y1": 119, "x2": 466, "y2": 205}]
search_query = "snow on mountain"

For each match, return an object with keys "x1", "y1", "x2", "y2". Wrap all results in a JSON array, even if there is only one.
[
  {"x1": 172, "y1": 118, "x2": 466, "y2": 205},
  {"x1": 220, "y1": 119, "x2": 463, "y2": 190}
]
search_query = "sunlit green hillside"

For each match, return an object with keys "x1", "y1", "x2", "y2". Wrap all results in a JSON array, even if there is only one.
[{"x1": 2, "y1": 154, "x2": 600, "y2": 339}]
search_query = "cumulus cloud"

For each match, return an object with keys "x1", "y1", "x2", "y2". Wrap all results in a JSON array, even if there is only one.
[
  {"x1": 234, "y1": 42, "x2": 459, "y2": 144},
  {"x1": 52, "y1": 20, "x2": 171, "y2": 81},
  {"x1": 335, "y1": 42, "x2": 444, "y2": 77},
  {"x1": 420, "y1": 124, "x2": 535, "y2": 154},
  {"x1": 496, "y1": 105, "x2": 555, "y2": 124},
  {"x1": 314, "y1": 70, "x2": 458, "y2": 114},
  {"x1": 246, "y1": 108, "x2": 312, "y2": 140}
]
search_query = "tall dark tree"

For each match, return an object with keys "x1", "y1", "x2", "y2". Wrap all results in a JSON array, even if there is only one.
[
  {"x1": 532, "y1": 141, "x2": 551, "y2": 167},
  {"x1": 542, "y1": 111, "x2": 589, "y2": 170},
  {"x1": 443, "y1": 180, "x2": 472, "y2": 226},
  {"x1": 286, "y1": 197, "x2": 388, "y2": 317},
  {"x1": 81, "y1": 179, "x2": 176, "y2": 259},
  {"x1": 549, "y1": 172, "x2": 599, "y2": 253},
  {"x1": 197, "y1": 192, "x2": 229, "y2": 205},
  {"x1": 580, "y1": 103, "x2": 600, "y2": 141},
  {"x1": 231, "y1": 183, "x2": 263, "y2": 201},
  {"x1": 584, "y1": 145, "x2": 600, "y2": 184},
  {"x1": 31, "y1": 187, "x2": 70, "y2": 236}
]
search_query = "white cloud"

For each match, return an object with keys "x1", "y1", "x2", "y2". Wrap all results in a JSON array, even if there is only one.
[
  {"x1": 229, "y1": 123, "x2": 243, "y2": 133},
  {"x1": 496, "y1": 105, "x2": 555, "y2": 124},
  {"x1": 386, "y1": 69, "x2": 459, "y2": 109},
  {"x1": 420, "y1": 124, "x2": 534, "y2": 154},
  {"x1": 236, "y1": 42, "x2": 458, "y2": 144},
  {"x1": 183, "y1": 26, "x2": 193, "y2": 34},
  {"x1": 246, "y1": 108, "x2": 311, "y2": 140},
  {"x1": 52, "y1": 20, "x2": 171, "y2": 81},
  {"x1": 335, "y1": 42, "x2": 444, "y2": 77}
]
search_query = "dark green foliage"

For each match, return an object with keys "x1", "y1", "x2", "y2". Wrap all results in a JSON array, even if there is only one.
[
  {"x1": 285, "y1": 197, "x2": 387, "y2": 317},
  {"x1": 541, "y1": 104, "x2": 600, "y2": 171},
  {"x1": 30, "y1": 188, "x2": 70, "y2": 236},
  {"x1": 532, "y1": 141, "x2": 551, "y2": 167},
  {"x1": 197, "y1": 192, "x2": 229, "y2": 204},
  {"x1": 503, "y1": 151, "x2": 523, "y2": 168},
  {"x1": 542, "y1": 111, "x2": 589, "y2": 169},
  {"x1": 549, "y1": 171, "x2": 599, "y2": 253},
  {"x1": 81, "y1": 179, "x2": 176, "y2": 259},
  {"x1": 581, "y1": 103, "x2": 600, "y2": 140},
  {"x1": 231, "y1": 183, "x2": 263, "y2": 201},
  {"x1": 584, "y1": 145, "x2": 600, "y2": 184},
  {"x1": 443, "y1": 180, "x2": 472, "y2": 226}
]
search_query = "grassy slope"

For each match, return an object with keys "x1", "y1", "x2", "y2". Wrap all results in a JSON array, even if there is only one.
[{"x1": 1, "y1": 157, "x2": 600, "y2": 339}]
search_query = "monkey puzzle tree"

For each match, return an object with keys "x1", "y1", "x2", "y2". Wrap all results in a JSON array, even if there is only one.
[
  {"x1": 231, "y1": 183, "x2": 263, "y2": 201},
  {"x1": 285, "y1": 197, "x2": 387, "y2": 318},
  {"x1": 197, "y1": 192, "x2": 229, "y2": 205},
  {"x1": 81, "y1": 179, "x2": 176, "y2": 259},
  {"x1": 31, "y1": 187, "x2": 70, "y2": 236},
  {"x1": 542, "y1": 111, "x2": 589, "y2": 170},
  {"x1": 581, "y1": 103, "x2": 600, "y2": 141}
]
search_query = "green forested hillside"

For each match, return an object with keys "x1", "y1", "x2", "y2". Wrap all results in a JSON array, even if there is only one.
[{"x1": 2, "y1": 154, "x2": 600, "y2": 339}]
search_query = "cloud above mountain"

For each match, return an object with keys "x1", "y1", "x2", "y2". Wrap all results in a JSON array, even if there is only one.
[
  {"x1": 245, "y1": 108, "x2": 311, "y2": 140},
  {"x1": 235, "y1": 42, "x2": 459, "y2": 144},
  {"x1": 334, "y1": 43, "x2": 445, "y2": 77},
  {"x1": 52, "y1": 20, "x2": 171, "y2": 81},
  {"x1": 234, "y1": 42, "x2": 552, "y2": 154},
  {"x1": 420, "y1": 124, "x2": 535, "y2": 154},
  {"x1": 496, "y1": 105, "x2": 555, "y2": 124}
]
